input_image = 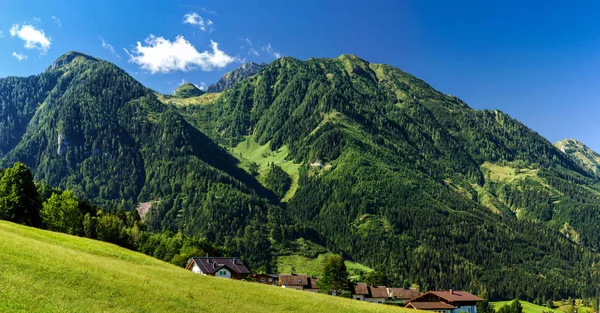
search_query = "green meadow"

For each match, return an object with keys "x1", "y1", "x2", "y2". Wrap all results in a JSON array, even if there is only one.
[{"x1": 0, "y1": 221, "x2": 413, "y2": 313}]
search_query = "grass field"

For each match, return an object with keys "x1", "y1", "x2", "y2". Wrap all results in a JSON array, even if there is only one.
[
  {"x1": 481, "y1": 162, "x2": 539, "y2": 183},
  {"x1": 231, "y1": 136, "x2": 301, "y2": 201},
  {"x1": 492, "y1": 301, "x2": 561, "y2": 313},
  {"x1": 0, "y1": 221, "x2": 419, "y2": 312},
  {"x1": 277, "y1": 253, "x2": 373, "y2": 278},
  {"x1": 155, "y1": 92, "x2": 222, "y2": 106}
]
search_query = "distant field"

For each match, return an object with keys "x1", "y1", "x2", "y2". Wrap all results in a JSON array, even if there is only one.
[
  {"x1": 481, "y1": 162, "x2": 538, "y2": 183},
  {"x1": 492, "y1": 301, "x2": 561, "y2": 313},
  {"x1": 277, "y1": 253, "x2": 373, "y2": 277},
  {"x1": 231, "y1": 136, "x2": 301, "y2": 201},
  {"x1": 0, "y1": 221, "x2": 420, "y2": 313}
]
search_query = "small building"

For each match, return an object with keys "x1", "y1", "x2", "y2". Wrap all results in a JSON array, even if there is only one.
[
  {"x1": 186, "y1": 257, "x2": 250, "y2": 280},
  {"x1": 304, "y1": 277, "x2": 320, "y2": 293},
  {"x1": 352, "y1": 283, "x2": 369, "y2": 301},
  {"x1": 251, "y1": 274, "x2": 279, "y2": 286},
  {"x1": 389, "y1": 287, "x2": 420, "y2": 302},
  {"x1": 366, "y1": 286, "x2": 389, "y2": 304},
  {"x1": 278, "y1": 274, "x2": 308, "y2": 290},
  {"x1": 405, "y1": 290, "x2": 483, "y2": 313}
]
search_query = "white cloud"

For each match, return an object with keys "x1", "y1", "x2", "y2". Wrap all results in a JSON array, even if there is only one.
[
  {"x1": 51, "y1": 16, "x2": 61, "y2": 27},
  {"x1": 202, "y1": 8, "x2": 218, "y2": 15},
  {"x1": 262, "y1": 43, "x2": 281, "y2": 59},
  {"x1": 12, "y1": 51, "x2": 27, "y2": 61},
  {"x1": 99, "y1": 36, "x2": 121, "y2": 58},
  {"x1": 245, "y1": 38, "x2": 259, "y2": 57},
  {"x1": 196, "y1": 82, "x2": 206, "y2": 90},
  {"x1": 10, "y1": 24, "x2": 51, "y2": 53},
  {"x1": 128, "y1": 35, "x2": 235, "y2": 74},
  {"x1": 32, "y1": 17, "x2": 41, "y2": 23},
  {"x1": 183, "y1": 12, "x2": 213, "y2": 32}
]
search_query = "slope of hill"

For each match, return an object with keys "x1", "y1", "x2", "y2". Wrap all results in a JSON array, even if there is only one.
[
  {"x1": 206, "y1": 62, "x2": 267, "y2": 93},
  {"x1": 0, "y1": 221, "x2": 409, "y2": 313},
  {"x1": 555, "y1": 138, "x2": 600, "y2": 176},
  {"x1": 492, "y1": 301, "x2": 560, "y2": 313}
]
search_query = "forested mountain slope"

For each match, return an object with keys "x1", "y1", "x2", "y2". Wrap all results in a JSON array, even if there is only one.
[
  {"x1": 180, "y1": 54, "x2": 600, "y2": 300},
  {"x1": 0, "y1": 51, "x2": 279, "y2": 269},
  {"x1": 2, "y1": 52, "x2": 600, "y2": 301},
  {"x1": 555, "y1": 138, "x2": 600, "y2": 177}
]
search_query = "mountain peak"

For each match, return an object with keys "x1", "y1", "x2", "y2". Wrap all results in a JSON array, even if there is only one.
[
  {"x1": 206, "y1": 62, "x2": 268, "y2": 93},
  {"x1": 555, "y1": 138, "x2": 600, "y2": 176},
  {"x1": 173, "y1": 82, "x2": 204, "y2": 98},
  {"x1": 50, "y1": 51, "x2": 98, "y2": 70}
]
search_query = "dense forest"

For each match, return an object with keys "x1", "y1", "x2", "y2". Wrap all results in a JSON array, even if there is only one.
[{"x1": 2, "y1": 51, "x2": 600, "y2": 301}]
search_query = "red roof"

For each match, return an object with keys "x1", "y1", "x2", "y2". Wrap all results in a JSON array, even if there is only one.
[
  {"x1": 308, "y1": 277, "x2": 319, "y2": 289},
  {"x1": 368, "y1": 286, "x2": 390, "y2": 298},
  {"x1": 406, "y1": 301, "x2": 457, "y2": 310},
  {"x1": 279, "y1": 274, "x2": 308, "y2": 286},
  {"x1": 354, "y1": 283, "x2": 369, "y2": 295},
  {"x1": 430, "y1": 290, "x2": 484, "y2": 303},
  {"x1": 389, "y1": 288, "x2": 420, "y2": 300}
]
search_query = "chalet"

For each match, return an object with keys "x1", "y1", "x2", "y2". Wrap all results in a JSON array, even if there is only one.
[
  {"x1": 366, "y1": 286, "x2": 389, "y2": 304},
  {"x1": 304, "y1": 277, "x2": 320, "y2": 293},
  {"x1": 251, "y1": 274, "x2": 279, "y2": 286},
  {"x1": 389, "y1": 287, "x2": 420, "y2": 302},
  {"x1": 278, "y1": 274, "x2": 308, "y2": 290},
  {"x1": 352, "y1": 283, "x2": 369, "y2": 300},
  {"x1": 186, "y1": 257, "x2": 250, "y2": 280},
  {"x1": 405, "y1": 290, "x2": 483, "y2": 313}
]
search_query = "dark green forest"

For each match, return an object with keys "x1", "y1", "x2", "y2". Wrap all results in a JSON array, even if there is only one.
[{"x1": 2, "y1": 51, "x2": 600, "y2": 302}]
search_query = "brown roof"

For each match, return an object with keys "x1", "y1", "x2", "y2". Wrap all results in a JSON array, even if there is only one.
[
  {"x1": 308, "y1": 277, "x2": 319, "y2": 289},
  {"x1": 430, "y1": 290, "x2": 484, "y2": 303},
  {"x1": 406, "y1": 301, "x2": 457, "y2": 310},
  {"x1": 279, "y1": 274, "x2": 308, "y2": 286},
  {"x1": 368, "y1": 286, "x2": 390, "y2": 298},
  {"x1": 389, "y1": 288, "x2": 420, "y2": 300},
  {"x1": 189, "y1": 257, "x2": 250, "y2": 275},
  {"x1": 354, "y1": 283, "x2": 369, "y2": 295}
]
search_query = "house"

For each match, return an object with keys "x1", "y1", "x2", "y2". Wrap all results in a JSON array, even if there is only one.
[
  {"x1": 352, "y1": 283, "x2": 370, "y2": 300},
  {"x1": 251, "y1": 274, "x2": 279, "y2": 286},
  {"x1": 304, "y1": 277, "x2": 320, "y2": 293},
  {"x1": 405, "y1": 290, "x2": 483, "y2": 313},
  {"x1": 389, "y1": 287, "x2": 420, "y2": 302},
  {"x1": 186, "y1": 257, "x2": 250, "y2": 280},
  {"x1": 278, "y1": 274, "x2": 308, "y2": 290},
  {"x1": 366, "y1": 286, "x2": 389, "y2": 304}
]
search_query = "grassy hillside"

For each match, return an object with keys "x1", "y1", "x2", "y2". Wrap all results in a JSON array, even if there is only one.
[
  {"x1": 492, "y1": 301, "x2": 560, "y2": 313},
  {"x1": 0, "y1": 221, "x2": 411, "y2": 313},
  {"x1": 277, "y1": 253, "x2": 373, "y2": 277}
]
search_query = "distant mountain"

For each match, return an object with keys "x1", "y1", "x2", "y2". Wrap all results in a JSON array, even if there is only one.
[
  {"x1": 555, "y1": 138, "x2": 600, "y2": 176},
  {"x1": 173, "y1": 82, "x2": 205, "y2": 98},
  {"x1": 2, "y1": 51, "x2": 600, "y2": 301},
  {"x1": 206, "y1": 62, "x2": 267, "y2": 93}
]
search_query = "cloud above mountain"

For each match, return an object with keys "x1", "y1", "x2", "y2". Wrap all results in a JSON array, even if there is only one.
[
  {"x1": 10, "y1": 24, "x2": 51, "y2": 54},
  {"x1": 126, "y1": 35, "x2": 234, "y2": 73}
]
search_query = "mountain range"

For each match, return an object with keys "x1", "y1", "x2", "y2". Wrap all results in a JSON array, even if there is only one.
[{"x1": 1, "y1": 51, "x2": 600, "y2": 300}]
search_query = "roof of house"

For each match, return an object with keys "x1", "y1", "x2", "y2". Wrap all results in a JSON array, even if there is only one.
[
  {"x1": 308, "y1": 277, "x2": 319, "y2": 289},
  {"x1": 354, "y1": 283, "x2": 369, "y2": 295},
  {"x1": 389, "y1": 288, "x2": 420, "y2": 300},
  {"x1": 251, "y1": 273, "x2": 279, "y2": 279},
  {"x1": 406, "y1": 301, "x2": 457, "y2": 310},
  {"x1": 279, "y1": 274, "x2": 308, "y2": 286},
  {"x1": 430, "y1": 290, "x2": 484, "y2": 303},
  {"x1": 368, "y1": 286, "x2": 390, "y2": 298},
  {"x1": 189, "y1": 257, "x2": 250, "y2": 275}
]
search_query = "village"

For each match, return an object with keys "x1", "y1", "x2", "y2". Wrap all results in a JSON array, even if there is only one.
[{"x1": 186, "y1": 256, "x2": 484, "y2": 312}]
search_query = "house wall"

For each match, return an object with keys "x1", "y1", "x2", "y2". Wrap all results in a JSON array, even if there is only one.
[
  {"x1": 365, "y1": 297, "x2": 386, "y2": 304},
  {"x1": 281, "y1": 285, "x2": 304, "y2": 290},
  {"x1": 192, "y1": 264, "x2": 202, "y2": 274},
  {"x1": 254, "y1": 275, "x2": 278, "y2": 286},
  {"x1": 453, "y1": 305, "x2": 477, "y2": 313},
  {"x1": 215, "y1": 268, "x2": 231, "y2": 279},
  {"x1": 352, "y1": 295, "x2": 365, "y2": 301}
]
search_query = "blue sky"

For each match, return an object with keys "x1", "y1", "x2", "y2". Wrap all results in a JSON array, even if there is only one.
[{"x1": 2, "y1": 1, "x2": 600, "y2": 150}]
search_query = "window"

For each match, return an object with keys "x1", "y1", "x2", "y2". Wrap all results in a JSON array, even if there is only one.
[
  {"x1": 260, "y1": 278, "x2": 265, "y2": 282},
  {"x1": 298, "y1": 279, "x2": 302, "y2": 283},
  {"x1": 268, "y1": 278, "x2": 273, "y2": 282}
]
